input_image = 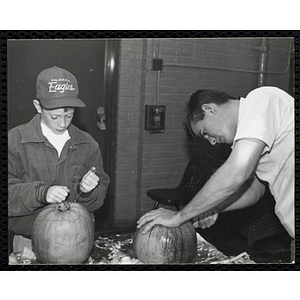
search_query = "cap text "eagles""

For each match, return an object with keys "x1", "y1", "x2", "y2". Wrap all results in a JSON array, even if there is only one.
[{"x1": 48, "y1": 81, "x2": 76, "y2": 93}]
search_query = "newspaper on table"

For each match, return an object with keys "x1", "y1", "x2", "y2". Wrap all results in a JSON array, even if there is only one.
[{"x1": 9, "y1": 232, "x2": 255, "y2": 265}]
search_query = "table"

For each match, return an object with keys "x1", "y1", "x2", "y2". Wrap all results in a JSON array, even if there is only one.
[{"x1": 9, "y1": 232, "x2": 255, "y2": 265}]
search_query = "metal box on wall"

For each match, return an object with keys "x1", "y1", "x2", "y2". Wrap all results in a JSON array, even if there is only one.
[{"x1": 145, "y1": 105, "x2": 166, "y2": 133}]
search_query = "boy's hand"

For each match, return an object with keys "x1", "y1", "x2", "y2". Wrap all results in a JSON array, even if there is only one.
[
  {"x1": 46, "y1": 186, "x2": 70, "y2": 203},
  {"x1": 79, "y1": 167, "x2": 99, "y2": 193}
]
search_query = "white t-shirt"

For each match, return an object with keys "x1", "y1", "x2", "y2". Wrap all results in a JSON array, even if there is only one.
[
  {"x1": 41, "y1": 122, "x2": 71, "y2": 157},
  {"x1": 233, "y1": 86, "x2": 294, "y2": 237}
]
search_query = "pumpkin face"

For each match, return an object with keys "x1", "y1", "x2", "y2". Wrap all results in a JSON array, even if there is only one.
[
  {"x1": 133, "y1": 222, "x2": 197, "y2": 264},
  {"x1": 32, "y1": 202, "x2": 94, "y2": 264}
]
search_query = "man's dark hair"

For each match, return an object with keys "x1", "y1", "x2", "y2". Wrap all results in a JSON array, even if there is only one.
[
  {"x1": 184, "y1": 89, "x2": 235, "y2": 138},
  {"x1": 186, "y1": 89, "x2": 235, "y2": 123}
]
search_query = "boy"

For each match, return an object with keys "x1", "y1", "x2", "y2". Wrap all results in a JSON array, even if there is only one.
[{"x1": 9, "y1": 66, "x2": 110, "y2": 252}]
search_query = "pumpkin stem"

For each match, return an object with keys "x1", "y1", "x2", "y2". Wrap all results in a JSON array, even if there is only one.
[{"x1": 55, "y1": 201, "x2": 71, "y2": 212}]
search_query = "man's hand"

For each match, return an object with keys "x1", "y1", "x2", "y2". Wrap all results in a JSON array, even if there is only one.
[
  {"x1": 79, "y1": 167, "x2": 99, "y2": 193},
  {"x1": 136, "y1": 208, "x2": 181, "y2": 234},
  {"x1": 46, "y1": 186, "x2": 70, "y2": 203},
  {"x1": 192, "y1": 213, "x2": 218, "y2": 229}
]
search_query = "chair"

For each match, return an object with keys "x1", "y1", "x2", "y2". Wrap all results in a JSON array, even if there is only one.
[{"x1": 147, "y1": 155, "x2": 215, "y2": 210}]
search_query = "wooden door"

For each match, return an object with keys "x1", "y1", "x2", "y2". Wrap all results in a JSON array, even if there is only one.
[{"x1": 7, "y1": 39, "x2": 119, "y2": 228}]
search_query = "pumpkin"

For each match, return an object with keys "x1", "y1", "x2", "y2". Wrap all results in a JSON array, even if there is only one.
[
  {"x1": 32, "y1": 201, "x2": 94, "y2": 264},
  {"x1": 133, "y1": 221, "x2": 197, "y2": 264}
]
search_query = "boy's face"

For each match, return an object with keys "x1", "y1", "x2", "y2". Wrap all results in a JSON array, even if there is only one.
[{"x1": 40, "y1": 107, "x2": 74, "y2": 135}]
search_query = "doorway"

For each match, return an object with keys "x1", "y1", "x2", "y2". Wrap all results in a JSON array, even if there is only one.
[{"x1": 7, "y1": 39, "x2": 119, "y2": 228}]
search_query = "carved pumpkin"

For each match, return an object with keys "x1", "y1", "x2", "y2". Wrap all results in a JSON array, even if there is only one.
[
  {"x1": 32, "y1": 202, "x2": 94, "y2": 264},
  {"x1": 133, "y1": 221, "x2": 197, "y2": 264}
]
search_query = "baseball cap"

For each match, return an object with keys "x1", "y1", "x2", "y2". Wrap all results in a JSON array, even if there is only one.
[{"x1": 36, "y1": 66, "x2": 86, "y2": 109}]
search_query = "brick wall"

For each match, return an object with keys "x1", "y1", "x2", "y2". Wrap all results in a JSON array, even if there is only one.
[
  {"x1": 113, "y1": 38, "x2": 293, "y2": 229},
  {"x1": 113, "y1": 39, "x2": 144, "y2": 228}
]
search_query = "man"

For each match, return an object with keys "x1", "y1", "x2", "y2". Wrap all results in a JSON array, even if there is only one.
[
  {"x1": 137, "y1": 87, "x2": 294, "y2": 258},
  {"x1": 9, "y1": 66, "x2": 110, "y2": 252}
]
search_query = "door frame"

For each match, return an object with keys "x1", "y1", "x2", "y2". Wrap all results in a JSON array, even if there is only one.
[{"x1": 99, "y1": 39, "x2": 120, "y2": 228}]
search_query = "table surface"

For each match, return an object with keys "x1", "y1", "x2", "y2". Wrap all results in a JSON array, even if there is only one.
[{"x1": 10, "y1": 232, "x2": 255, "y2": 265}]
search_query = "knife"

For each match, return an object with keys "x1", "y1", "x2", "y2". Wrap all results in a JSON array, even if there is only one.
[{"x1": 74, "y1": 167, "x2": 96, "y2": 203}]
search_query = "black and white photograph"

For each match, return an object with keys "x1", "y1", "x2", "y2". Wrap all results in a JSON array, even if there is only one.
[{"x1": 5, "y1": 37, "x2": 295, "y2": 267}]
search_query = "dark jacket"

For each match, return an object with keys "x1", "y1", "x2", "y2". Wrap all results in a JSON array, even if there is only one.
[{"x1": 8, "y1": 114, "x2": 110, "y2": 236}]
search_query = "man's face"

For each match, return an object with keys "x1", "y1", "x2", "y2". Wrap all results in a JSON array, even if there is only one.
[
  {"x1": 40, "y1": 107, "x2": 74, "y2": 135},
  {"x1": 189, "y1": 104, "x2": 236, "y2": 145}
]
